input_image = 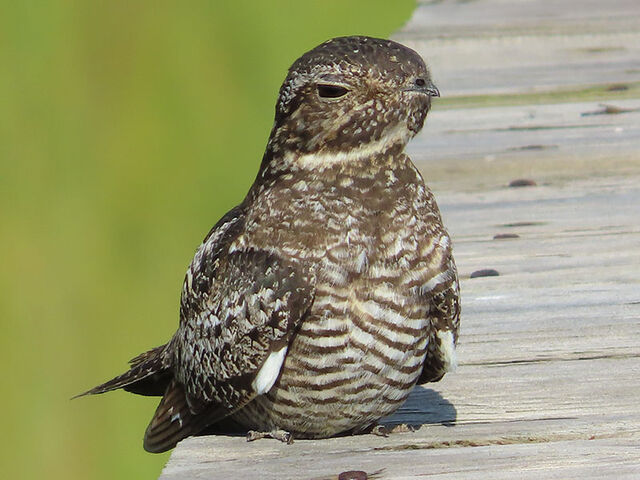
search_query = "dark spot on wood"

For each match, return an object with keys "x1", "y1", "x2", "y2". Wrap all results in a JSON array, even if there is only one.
[
  {"x1": 509, "y1": 179, "x2": 537, "y2": 187},
  {"x1": 500, "y1": 124, "x2": 599, "y2": 131},
  {"x1": 508, "y1": 144, "x2": 557, "y2": 151},
  {"x1": 338, "y1": 471, "x2": 368, "y2": 480},
  {"x1": 470, "y1": 269, "x2": 500, "y2": 278},
  {"x1": 581, "y1": 103, "x2": 640, "y2": 116},
  {"x1": 500, "y1": 221, "x2": 545, "y2": 227},
  {"x1": 580, "y1": 46, "x2": 625, "y2": 54},
  {"x1": 493, "y1": 233, "x2": 520, "y2": 239}
]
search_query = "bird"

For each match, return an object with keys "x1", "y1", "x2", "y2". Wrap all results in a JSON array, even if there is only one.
[{"x1": 77, "y1": 35, "x2": 460, "y2": 453}]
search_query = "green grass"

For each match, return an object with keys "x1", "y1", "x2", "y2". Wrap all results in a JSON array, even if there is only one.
[{"x1": 0, "y1": 1, "x2": 415, "y2": 479}]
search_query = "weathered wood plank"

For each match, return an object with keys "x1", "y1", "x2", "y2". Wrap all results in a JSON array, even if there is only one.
[
  {"x1": 397, "y1": 0, "x2": 640, "y2": 95},
  {"x1": 160, "y1": 1, "x2": 640, "y2": 477},
  {"x1": 409, "y1": 100, "x2": 640, "y2": 186},
  {"x1": 161, "y1": 433, "x2": 640, "y2": 480}
]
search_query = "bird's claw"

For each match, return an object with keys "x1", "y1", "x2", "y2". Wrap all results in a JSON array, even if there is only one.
[
  {"x1": 246, "y1": 429, "x2": 294, "y2": 444},
  {"x1": 370, "y1": 423, "x2": 418, "y2": 437},
  {"x1": 371, "y1": 425, "x2": 389, "y2": 437}
]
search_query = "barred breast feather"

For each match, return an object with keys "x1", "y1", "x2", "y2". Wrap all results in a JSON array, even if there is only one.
[{"x1": 227, "y1": 151, "x2": 459, "y2": 437}]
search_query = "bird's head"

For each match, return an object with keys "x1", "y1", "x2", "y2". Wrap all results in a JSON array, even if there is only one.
[{"x1": 264, "y1": 36, "x2": 438, "y2": 170}]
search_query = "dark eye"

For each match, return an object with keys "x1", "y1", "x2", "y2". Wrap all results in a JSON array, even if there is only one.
[
  {"x1": 317, "y1": 84, "x2": 349, "y2": 98},
  {"x1": 415, "y1": 78, "x2": 426, "y2": 87}
]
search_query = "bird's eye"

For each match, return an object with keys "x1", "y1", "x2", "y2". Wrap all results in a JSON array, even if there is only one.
[
  {"x1": 317, "y1": 84, "x2": 349, "y2": 98},
  {"x1": 415, "y1": 78, "x2": 426, "y2": 87}
]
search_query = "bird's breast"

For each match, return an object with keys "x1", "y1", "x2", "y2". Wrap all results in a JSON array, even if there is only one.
[
  {"x1": 233, "y1": 162, "x2": 448, "y2": 435},
  {"x1": 279, "y1": 219, "x2": 432, "y2": 398}
]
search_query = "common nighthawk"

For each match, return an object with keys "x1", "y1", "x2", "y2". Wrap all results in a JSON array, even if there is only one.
[{"x1": 78, "y1": 35, "x2": 460, "y2": 453}]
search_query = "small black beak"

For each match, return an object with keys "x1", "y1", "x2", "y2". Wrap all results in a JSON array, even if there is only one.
[
  {"x1": 425, "y1": 82, "x2": 440, "y2": 98},
  {"x1": 404, "y1": 81, "x2": 440, "y2": 97}
]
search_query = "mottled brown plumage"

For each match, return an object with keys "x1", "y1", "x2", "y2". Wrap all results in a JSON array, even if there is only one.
[{"x1": 78, "y1": 36, "x2": 460, "y2": 453}]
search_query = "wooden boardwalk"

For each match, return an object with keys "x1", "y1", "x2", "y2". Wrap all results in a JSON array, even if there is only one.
[{"x1": 160, "y1": 1, "x2": 640, "y2": 478}]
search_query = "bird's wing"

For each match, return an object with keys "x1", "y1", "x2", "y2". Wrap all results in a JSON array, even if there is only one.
[
  {"x1": 143, "y1": 207, "x2": 315, "y2": 452},
  {"x1": 417, "y1": 233, "x2": 461, "y2": 384},
  {"x1": 176, "y1": 246, "x2": 315, "y2": 411}
]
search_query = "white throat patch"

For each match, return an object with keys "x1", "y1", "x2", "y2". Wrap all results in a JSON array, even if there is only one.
[{"x1": 293, "y1": 125, "x2": 409, "y2": 170}]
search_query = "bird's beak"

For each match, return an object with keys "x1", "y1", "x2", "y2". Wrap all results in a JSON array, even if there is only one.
[
  {"x1": 404, "y1": 81, "x2": 440, "y2": 98},
  {"x1": 425, "y1": 82, "x2": 440, "y2": 98}
]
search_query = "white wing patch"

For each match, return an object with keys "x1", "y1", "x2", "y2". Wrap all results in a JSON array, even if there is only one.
[
  {"x1": 170, "y1": 412, "x2": 183, "y2": 428},
  {"x1": 252, "y1": 346, "x2": 288, "y2": 395},
  {"x1": 436, "y1": 330, "x2": 457, "y2": 372}
]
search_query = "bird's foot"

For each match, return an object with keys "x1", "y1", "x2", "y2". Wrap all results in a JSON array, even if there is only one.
[
  {"x1": 246, "y1": 429, "x2": 294, "y2": 444},
  {"x1": 370, "y1": 423, "x2": 418, "y2": 437}
]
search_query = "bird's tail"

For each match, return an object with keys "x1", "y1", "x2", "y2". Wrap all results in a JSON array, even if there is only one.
[{"x1": 74, "y1": 343, "x2": 173, "y2": 399}]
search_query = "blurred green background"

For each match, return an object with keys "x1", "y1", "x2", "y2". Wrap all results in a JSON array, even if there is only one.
[{"x1": 0, "y1": 1, "x2": 415, "y2": 479}]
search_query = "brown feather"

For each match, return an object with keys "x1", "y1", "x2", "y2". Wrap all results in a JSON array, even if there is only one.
[{"x1": 74, "y1": 344, "x2": 170, "y2": 399}]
